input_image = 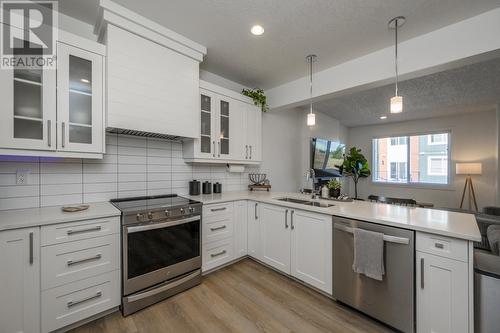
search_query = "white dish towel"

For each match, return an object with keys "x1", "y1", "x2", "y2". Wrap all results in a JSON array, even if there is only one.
[{"x1": 352, "y1": 228, "x2": 385, "y2": 281}]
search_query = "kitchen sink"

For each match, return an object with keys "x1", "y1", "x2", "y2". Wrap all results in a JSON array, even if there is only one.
[{"x1": 276, "y1": 197, "x2": 334, "y2": 208}]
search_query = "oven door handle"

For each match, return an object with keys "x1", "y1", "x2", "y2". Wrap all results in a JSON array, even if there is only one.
[{"x1": 126, "y1": 216, "x2": 200, "y2": 233}]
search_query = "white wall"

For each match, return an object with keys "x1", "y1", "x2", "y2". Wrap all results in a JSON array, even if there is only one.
[{"x1": 347, "y1": 110, "x2": 498, "y2": 209}]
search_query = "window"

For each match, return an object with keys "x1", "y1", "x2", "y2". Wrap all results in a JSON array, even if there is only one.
[{"x1": 372, "y1": 132, "x2": 450, "y2": 185}]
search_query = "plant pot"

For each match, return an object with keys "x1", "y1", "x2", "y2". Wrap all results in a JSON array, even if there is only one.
[{"x1": 329, "y1": 188, "x2": 340, "y2": 198}]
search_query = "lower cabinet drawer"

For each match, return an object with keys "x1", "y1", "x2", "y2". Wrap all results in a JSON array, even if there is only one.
[
  {"x1": 41, "y1": 217, "x2": 120, "y2": 246},
  {"x1": 202, "y1": 238, "x2": 234, "y2": 272},
  {"x1": 203, "y1": 215, "x2": 233, "y2": 244},
  {"x1": 41, "y1": 234, "x2": 120, "y2": 290},
  {"x1": 41, "y1": 270, "x2": 120, "y2": 333},
  {"x1": 416, "y1": 232, "x2": 468, "y2": 262}
]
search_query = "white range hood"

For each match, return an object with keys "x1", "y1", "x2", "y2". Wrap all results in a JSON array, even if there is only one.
[{"x1": 95, "y1": 0, "x2": 207, "y2": 139}]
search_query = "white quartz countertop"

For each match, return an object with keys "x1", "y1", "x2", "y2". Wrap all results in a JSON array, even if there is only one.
[
  {"x1": 0, "y1": 202, "x2": 121, "y2": 231},
  {"x1": 189, "y1": 191, "x2": 481, "y2": 242}
]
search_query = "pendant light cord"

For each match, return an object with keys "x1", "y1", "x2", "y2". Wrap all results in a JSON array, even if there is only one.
[
  {"x1": 394, "y1": 19, "x2": 399, "y2": 97},
  {"x1": 309, "y1": 57, "x2": 313, "y2": 114}
]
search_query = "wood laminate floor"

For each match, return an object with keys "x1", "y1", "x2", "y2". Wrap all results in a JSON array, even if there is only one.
[{"x1": 69, "y1": 258, "x2": 394, "y2": 333}]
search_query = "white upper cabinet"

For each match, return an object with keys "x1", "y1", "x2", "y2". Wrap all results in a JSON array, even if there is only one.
[
  {"x1": 183, "y1": 80, "x2": 262, "y2": 164},
  {"x1": 0, "y1": 228, "x2": 40, "y2": 333},
  {"x1": 56, "y1": 42, "x2": 104, "y2": 153},
  {"x1": 0, "y1": 30, "x2": 106, "y2": 158}
]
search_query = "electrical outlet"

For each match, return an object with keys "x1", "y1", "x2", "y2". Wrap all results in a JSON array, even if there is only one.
[{"x1": 16, "y1": 169, "x2": 30, "y2": 185}]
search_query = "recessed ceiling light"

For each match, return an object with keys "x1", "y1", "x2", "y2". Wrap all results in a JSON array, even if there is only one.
[
  {"x1": 251, "y1": 25, "x2": 264, "y2": 36},
  {"x1": 380, "y1": 115, "x2": 388, "y2": 120}
]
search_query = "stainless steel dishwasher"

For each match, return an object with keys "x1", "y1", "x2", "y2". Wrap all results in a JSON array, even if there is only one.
[{"x1": 333, "y1": 217, "x2": 415, "y2": 333}]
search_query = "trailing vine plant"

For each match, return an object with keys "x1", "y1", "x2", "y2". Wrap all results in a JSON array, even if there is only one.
[{"x1": 242, "y1": 88, "x2": 269, "y2": 112}]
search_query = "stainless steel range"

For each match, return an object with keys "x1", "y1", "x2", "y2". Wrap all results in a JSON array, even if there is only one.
[{"x1": 110, "y1": 194, "x2": 202, "y2": 316}]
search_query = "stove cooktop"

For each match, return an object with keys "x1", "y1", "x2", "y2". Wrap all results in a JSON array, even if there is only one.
[{"x1": 110, "y1": 194, "x2": 201, "y2": 214}]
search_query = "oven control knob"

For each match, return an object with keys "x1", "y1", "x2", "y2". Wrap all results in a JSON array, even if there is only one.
[
  {"x1": 180, "y1": 208, "x2": 185, "y2": 214},
  {"x1": 136, "y1": 213, "x2": 143, "y2": 221},
  {"x1": 147, "y1": 212, "x2": 153, "y2": 220},
  {"x1": 164, "y1": 210, "x2": 170, "y2": 217},
  {"x1": 188, "y1": 207, "x2": 194, "y2": 213}
]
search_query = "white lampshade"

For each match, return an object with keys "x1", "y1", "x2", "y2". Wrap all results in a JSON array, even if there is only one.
[
  {"x1": 456, "y1": 163, "x2": 482, "y2": 175},
  {"x1": 307, "y1": 112, "x2": 316, "y2": 126},
  {"x1": 390, "y1": 95, "x2": 403, "y2": 113}
]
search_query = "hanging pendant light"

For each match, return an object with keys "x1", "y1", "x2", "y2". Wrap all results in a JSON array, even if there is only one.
[
  {"x1": 306, "y1": 54, "x2": 317, "y2": 126},
  {"x1": 388, "y1": 16, "x2": 405, "y2": 114}
]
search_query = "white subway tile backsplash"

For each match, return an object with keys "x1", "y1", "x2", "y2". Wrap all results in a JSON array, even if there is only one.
[
  {"x1": 83, "y1": 163, "x2": 118, "y2": 174},
  {"x1": 84, "y1": 192, "x2": 117, "y2": 203},
  {"x1": 118, "y1": 190, "x2": 147, "y2": 198},
  {"x1": 0, "y1": 185, "x2": 39, "y2": 198},
  {"x1": 83, "y1": 173, "x2": 118, "y2": 183},
  {"x1": 40, "y1": 162, "x2": 82, "y2": 174},
  {"x1": 83, "y1": 182, "x2": 118, "y2": 194},
  {"x1": 118, "y1": 182, "x2": 147, "y2": 192},
  {"x1": 41, "y1": 173, "x2": 81, "y2": 185},
  {"x1": 41, "y1": 183, "x2": 83, "y2": 196},
  {"x1": 118, "y1": 146, "x2": 147, "y2": 156},
  {"x1": 147, "y1": 173, "x2": 171, "y2": 181},
  {"x1": 0, "y1": 134, "x2": 252, "y2": 210},
  {"x1": 118, "y1": 173, "x2": 147, "y2": 182},
  {"x1": 41, "y1": 194, "x2": 82, "y2": 207},
  {"x1": 0, "y1": 162, "x2": 39, "y2": 173},
  {"x1": 0, "y1": 196, "x2": 39, "y2": 210},
  {"x1": 118, "y1": 155, "x2": 146, "y2": 165}
]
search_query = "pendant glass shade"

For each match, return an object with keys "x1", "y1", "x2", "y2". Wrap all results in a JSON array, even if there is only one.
[
  {"x1": 390, "y1": 95, "x2": 403, "y2": 113},
  {"x1": 307, "y1": 112, "x2": 316, "y2": 126}
]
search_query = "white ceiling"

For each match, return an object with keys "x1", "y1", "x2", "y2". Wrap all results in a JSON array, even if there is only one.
[
  {"x1": 310, "y1": 57, "x2": 500, "y2": 127},
  {"x1": 59, "y1": 0, "x2": 500, "y2": 90}
]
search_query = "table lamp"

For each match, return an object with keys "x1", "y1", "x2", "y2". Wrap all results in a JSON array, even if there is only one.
[{"x1": 456, "y1": 162, "x2": 482, "y2": 211}]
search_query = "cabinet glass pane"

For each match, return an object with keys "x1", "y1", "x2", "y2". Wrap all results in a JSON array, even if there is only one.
[
  {"x1": 69, "y1": 124, "x2": 92, "y2": 144},
  {"x1": 201, "y1": 95, "x2": 211, "y2": 112},
  {"x1": 220, "y1": 115, "x2": 229, "y2": 138},
  {"x1": 14, "y1": 118, "x2": 42, "y2": 139},
  {"x1": 201, "y1": 111, "x2": 211, "y2": 136},
  {"x1": 14, "y1": 79, "x2": 42, "y2": 119},
  {"x1": 201, "y1": 136, "x2": 211, "y2": 153},
  {"x1": 69, "y1": 92, "x2": 92, "y2": 125},
  {"x1": 220, "y1": 100, "x2": 229, "y2": 116},
  {"x1": 68, "y1": 55, "x2": 92, "y2": 140},
  {"x1": 220, "y1": 138, "x2": 229, "y2": 155}
]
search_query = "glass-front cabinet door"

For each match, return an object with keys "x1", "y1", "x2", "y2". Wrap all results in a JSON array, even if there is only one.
[
  {"x1": 199, "y1": 90, "x2": 216, "y2": 158},
  {"x1": 57, "y1": 42, "x2": 103, "y2": 153},
  {"x1": 218, "y1": 99, "x2": 230, "y2": 158},
  {"x1": 0, "y1": 46, "x2": 56, "y2": 150}
]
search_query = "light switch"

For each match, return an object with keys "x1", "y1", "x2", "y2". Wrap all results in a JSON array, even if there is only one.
[{"x1": 16, "y1": 169, "x2": 30, "y2": 185}]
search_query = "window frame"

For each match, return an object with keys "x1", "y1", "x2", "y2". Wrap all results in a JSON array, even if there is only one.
[{"x1": 372, "y1": 131, "x2": 452, "y2": 188}]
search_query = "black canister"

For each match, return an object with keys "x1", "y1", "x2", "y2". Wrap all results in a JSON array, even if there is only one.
[
  {"x1": 213, "y1": 182, "x2": 222, "y2": 193},
  {"x1": 202, "y1": 181, "x2": 212, "y2": 194},
  {"x1": 189, "y1": 180, "x2": 200, "y2": 195}
]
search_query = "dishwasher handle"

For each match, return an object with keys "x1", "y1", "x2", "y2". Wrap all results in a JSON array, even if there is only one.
[{"x1": 334, "y1": 223, "x2": 410, "y2": 245}]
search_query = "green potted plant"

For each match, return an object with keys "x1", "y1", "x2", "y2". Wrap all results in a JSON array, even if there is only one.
[
  {"x1": 338, "y1": 147, "x2": 371, "y2": 199},
  {"x1": 242, "y1": 88, "x2": 269, "y2": 112},
  {"x1": 327, "y1": 179, "x2": 342, "y2": 198}
]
